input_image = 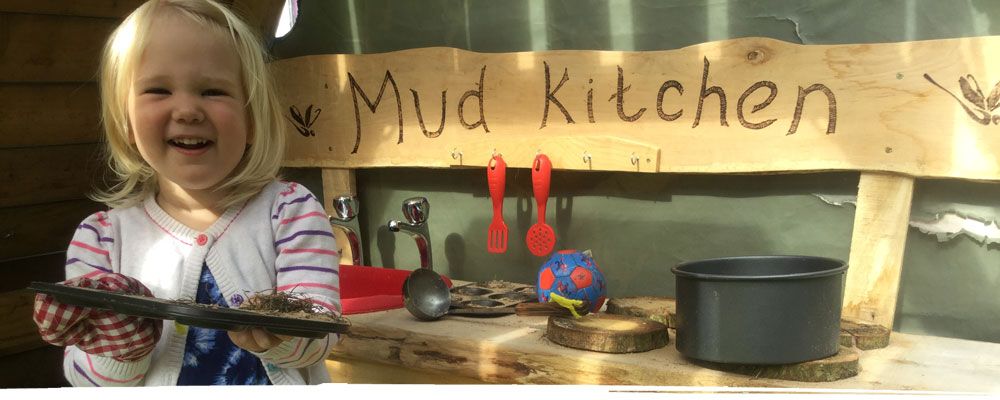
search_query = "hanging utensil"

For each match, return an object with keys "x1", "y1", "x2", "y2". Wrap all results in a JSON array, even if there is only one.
[
  {"x1": 526, "y1": 154, "x2": 555, "y2": 256},
  {"x1": 486, "y1": 155, "x2": 508, "y2": 253}
]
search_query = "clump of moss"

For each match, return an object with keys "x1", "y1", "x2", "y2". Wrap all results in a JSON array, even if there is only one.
[{"x1": 240, "y1": 291, "x2": 317, "y2": 314}]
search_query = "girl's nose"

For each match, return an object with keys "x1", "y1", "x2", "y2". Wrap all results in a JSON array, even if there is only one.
[{"x1": 172, "y1": 102, "x2": 205, "y2": 124}]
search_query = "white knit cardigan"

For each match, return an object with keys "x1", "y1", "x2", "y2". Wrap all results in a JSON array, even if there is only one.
[{"x1": 60, "y1": 180, "x2": 341, "y2": 386}]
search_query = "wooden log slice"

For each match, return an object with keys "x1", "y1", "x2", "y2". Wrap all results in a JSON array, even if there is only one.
[
  {"x1": 545, "y1": 314, "x2": 668, "y2": 353},
  {"x1": 840, "y1": 318, "x2": 891, "y2": 350},
  {"x1": 606, "y1": 297, "x2": 890, "y2": 350},
  {"x1": 605, "y1": 296, "x2": 676, "y2": 328},
  {"x1": 688, "y1": 346, "x2": 860, "y2": 382}
]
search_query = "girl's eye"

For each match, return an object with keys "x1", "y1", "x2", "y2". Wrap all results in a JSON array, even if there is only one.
[
  {"x1": 144, "y1": 88, "x2": 170, "y2": 95},
  {"x1": 203, "y1": 89, "x2": 228, "y2": 97}
]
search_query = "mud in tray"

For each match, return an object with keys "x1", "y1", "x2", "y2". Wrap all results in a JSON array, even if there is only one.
[{"x1": 450, "y1": 280, "x2": 537, "y2": 309}]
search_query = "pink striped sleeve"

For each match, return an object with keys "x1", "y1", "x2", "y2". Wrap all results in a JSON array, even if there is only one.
[
  {"x1": 260, "y1": 181, "x2": 341, "y2": 368},
  {"x1": 65, "y1": 212, "x2": 116, "y2": 280}
]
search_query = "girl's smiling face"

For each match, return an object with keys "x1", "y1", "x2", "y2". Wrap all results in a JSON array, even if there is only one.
[{"x1": 128, "y1": 11, "x2": 249, "y2": 194}]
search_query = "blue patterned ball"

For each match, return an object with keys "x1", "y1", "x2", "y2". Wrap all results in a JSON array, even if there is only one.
[{"x1": 536, "y1": 250, "x2": 607, "y2": 313}]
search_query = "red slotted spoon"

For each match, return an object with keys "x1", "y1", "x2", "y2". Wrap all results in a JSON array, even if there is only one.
[
  {"x1": 526, "y1": 154, "x2": 555, "y2": 256},
  {"x1": 486, "y1": 155, "x2": 508, "y2": 253}
]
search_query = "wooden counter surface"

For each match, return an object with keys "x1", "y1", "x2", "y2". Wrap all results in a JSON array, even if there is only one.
[{"x1": 328, "y1": 290, "x2": 1000, "y2": 392}]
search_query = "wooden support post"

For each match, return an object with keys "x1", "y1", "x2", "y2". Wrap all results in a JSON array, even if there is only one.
[
  {"x1": 322, "y1": 168, "x2": 358, "y2": 266},
  {"x1": 843, "y1": 172, "x2": 914, "y2": 330}
]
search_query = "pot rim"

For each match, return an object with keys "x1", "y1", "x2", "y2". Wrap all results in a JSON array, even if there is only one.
[{"x1": 671, "y1": 255, "x2": 847, "y2": 281}]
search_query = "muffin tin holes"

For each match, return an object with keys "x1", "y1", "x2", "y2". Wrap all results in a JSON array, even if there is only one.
[
  {"x1": 488, "y1": 293, "x2": 535, "y2": 302},
  {"x1": 449, "y1": 281, "x2": 536, "y2": 310},
  {"x1": 457, "y1": 299, "x2": 505, "y2": 308},
  {"x1": 452, "y1": 286, "x2": 491, "y2": 296}
]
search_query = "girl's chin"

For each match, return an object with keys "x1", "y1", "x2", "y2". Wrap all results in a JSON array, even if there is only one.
[{"x1": 161, "y1": 175, "x2": 228, "y2": 193}]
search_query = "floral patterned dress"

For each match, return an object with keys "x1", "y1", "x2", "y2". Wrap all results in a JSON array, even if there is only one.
[{"x1": 176, "y1": 264, "x2": 271, "y2": 385}]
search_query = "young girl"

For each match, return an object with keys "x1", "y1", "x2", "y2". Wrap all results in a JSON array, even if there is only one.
[{"x1": 31, "y1": 0, "x2": 341, "y2": 386}]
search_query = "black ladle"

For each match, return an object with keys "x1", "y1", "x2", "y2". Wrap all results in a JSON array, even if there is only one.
[{"x1": 401, "y1": 268, "x2": 515, "y2": 321}]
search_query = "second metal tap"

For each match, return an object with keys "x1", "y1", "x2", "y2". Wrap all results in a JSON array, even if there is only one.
[{"x1": 387, "y1": 197, "x2": 432, "y2": 270}]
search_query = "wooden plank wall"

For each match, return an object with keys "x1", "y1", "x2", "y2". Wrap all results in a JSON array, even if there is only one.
[{"x1": 0, "y1": 0, "x2": 283, "y2": 388}]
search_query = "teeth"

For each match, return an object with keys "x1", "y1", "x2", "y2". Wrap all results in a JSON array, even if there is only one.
[{"x1": 171, "y1": 138, "x2": 208, "y2": 145}]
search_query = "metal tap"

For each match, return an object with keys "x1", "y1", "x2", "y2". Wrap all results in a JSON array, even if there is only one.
[
  {"x1": 387, "y1": 197, "x2": 432, "y2": 270},
  {"x1": 329, "y1": 195, "x2": 366, "y2": 266}
]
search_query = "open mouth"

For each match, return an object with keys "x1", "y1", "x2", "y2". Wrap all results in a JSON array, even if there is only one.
[{"x1": 168, "y1": 137, "x2": 213, "y2": 150}]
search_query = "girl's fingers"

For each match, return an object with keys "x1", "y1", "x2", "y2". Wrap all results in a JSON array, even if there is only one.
[
  {"x1": 228, "y1": 329, "x2": 264, "y2": 352},
  {"x1": 251, "y1": 328, "x2": 283, "y2": 349}
]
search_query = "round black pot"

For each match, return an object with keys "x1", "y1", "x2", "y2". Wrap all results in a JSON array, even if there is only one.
[{"x1": 671, "y1": 255, "x2": 847, "y2": 365}]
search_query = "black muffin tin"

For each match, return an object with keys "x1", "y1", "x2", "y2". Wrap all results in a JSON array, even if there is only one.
[
  {"x1": 450, "y1": 280, "x2": 537, "y2": 309},
  {"x1": 29, "y1": 281, "x2": 350, "y2": 339}
]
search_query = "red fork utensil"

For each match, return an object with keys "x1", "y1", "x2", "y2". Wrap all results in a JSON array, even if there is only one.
[
  {"x1": 526, "y1": 154, "x2": 555, "y2": 256},
  {"x1": 486, "y1": 155, "x2": 508, "y2": 253}
]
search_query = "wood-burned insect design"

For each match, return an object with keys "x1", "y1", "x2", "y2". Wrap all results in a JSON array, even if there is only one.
[
  {"x1": 287, "y1": 104, "x2": 322, "y2": 136},
  {"x1": 924, "y1": 73, "x2": 1000, "y2": 125}
]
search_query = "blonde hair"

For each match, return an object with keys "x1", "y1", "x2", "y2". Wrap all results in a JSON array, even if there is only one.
[{"x1": 94, "y1": 0, "x2": 285, "y2": 210}]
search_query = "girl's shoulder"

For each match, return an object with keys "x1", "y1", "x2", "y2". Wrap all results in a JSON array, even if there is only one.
[
  {"x1": 259, "y1": 180, "x2": 321, "y2": 201},
  {"x1": 78, "y1": 201, "x2": 144, "y2": 229},
  {"x1": 76, "y1": 209, "x2": 117, "y2": 233},
  {"x1": 257, "y1": 179, "x2": 325, "y2": 214}
]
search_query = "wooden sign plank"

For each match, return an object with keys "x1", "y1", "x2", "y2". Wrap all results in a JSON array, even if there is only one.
[{"x1": 273, "y1": 36, "x2": 1000, "y2": 180}]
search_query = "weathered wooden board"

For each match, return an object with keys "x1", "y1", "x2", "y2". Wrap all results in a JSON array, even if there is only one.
[
  {"x1": 330, "y1": 301, "x2": 1000, "y2": 391},
  {"x1": 326, "y1": 355, "x2": 485, "y2": 384},
  {"x1": 0, "y1": 253, "x2": 66, "y2": 293},
  {"x1": 274, "y1": 36, "x2": 1000, "y2": 181},
  {"x1": 0, "y1": 13, "x2": 118, "y2": 82},
  {"x1": 0, "y1": 344, "x2": 67, "y2": 388},
  {"x1": 0, "y1": 289, "x2": 45, "y2": 357},
  {"x1": 0, "y1": 144, "x2": 103, "y2": 208},
  {"x1": 0, "y1": 83, "x2": 100, "y2": 148},
  {"x1": 0, "y1": 0, "x2": 143, "y2": 18},
  {"x1": 0, "y1": 200, "x2": 102, "y2": 261}
]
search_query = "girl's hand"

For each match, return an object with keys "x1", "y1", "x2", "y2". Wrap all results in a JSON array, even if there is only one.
[
  {"x1": 33, "y1": 273, "x2": 162, "y2": 361},
  {"x1": 228, "y1": 328, "x2": 292, "y2": 353}
]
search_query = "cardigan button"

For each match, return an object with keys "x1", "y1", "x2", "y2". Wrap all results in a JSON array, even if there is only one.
[{"x1": 196, "y1": 234, "x2": 208, "y2": 246}]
